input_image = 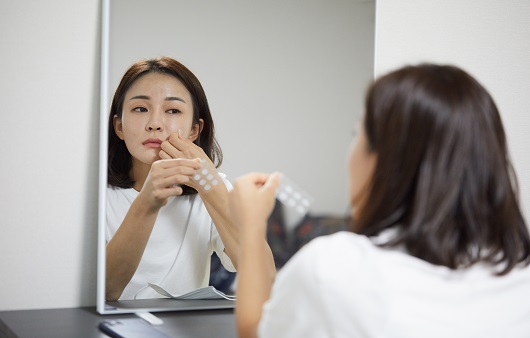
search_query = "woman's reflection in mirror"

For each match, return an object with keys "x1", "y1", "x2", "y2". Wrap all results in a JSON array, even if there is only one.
[{"x1": 105, "y1": 56, "x2": 241, "y2": 301}]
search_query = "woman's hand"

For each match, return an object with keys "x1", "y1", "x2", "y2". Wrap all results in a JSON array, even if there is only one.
[
  {"x1": 159, "y1": 131, "x2": 218, "y2": 192},
  {"x1": 160, "y1": 130, "x2": 207, "y2": 160},
  {"x1": 229, "y1": 172, "x2": 282, "y2": 235},
  {"x1": 137, "y1": 158, "x2": 202, "y2": 210}
]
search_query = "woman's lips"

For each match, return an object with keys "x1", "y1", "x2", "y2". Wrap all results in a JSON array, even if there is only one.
[{"x1": 143, "y1": 138, "x2": 162, "y2": 148}]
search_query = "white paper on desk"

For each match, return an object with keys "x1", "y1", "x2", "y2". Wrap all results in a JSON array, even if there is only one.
[{"x1": 148, "y1": 283, "x2": 236, "y2": 301}]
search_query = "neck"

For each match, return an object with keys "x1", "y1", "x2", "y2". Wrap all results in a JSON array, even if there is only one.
[{"x1": 130, "y1": 158, "x2": 151, "y2": 192}]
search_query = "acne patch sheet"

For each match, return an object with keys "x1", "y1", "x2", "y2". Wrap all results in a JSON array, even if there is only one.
[
  {"x1": 192, "y1": 159, "x2": 220, "y2": 191},
  {"x1": 276, "y1": 175, "x2": 313, "y2": 216},
  {"x1": 191, "y1": 164, "x2": 314, "y2": 219}
]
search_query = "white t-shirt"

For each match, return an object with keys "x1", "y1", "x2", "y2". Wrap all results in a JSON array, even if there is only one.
[
  {"x1": 258, "y1": 231, "x2": 530, "y2": 338},
  {"x1": 106, "y1": 176, "x2": 235, "y2": 300}
]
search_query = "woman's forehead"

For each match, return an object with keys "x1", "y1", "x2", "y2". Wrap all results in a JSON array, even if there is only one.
[{"x1": 125, "y1": 72, "x2": 191, "y2": 101}]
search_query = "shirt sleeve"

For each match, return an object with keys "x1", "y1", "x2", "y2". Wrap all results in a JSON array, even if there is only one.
[{"x1": 258, "y1": 238, "x2": 332, "y2": 337}]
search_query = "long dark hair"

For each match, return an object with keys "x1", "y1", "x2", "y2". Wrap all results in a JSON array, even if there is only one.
[
  {"x1": 354, "y1": 63, "x2": 530, "y2": 275},
  {"x1": 107, "y1": 57, "x2": 223, "y2": 195}
]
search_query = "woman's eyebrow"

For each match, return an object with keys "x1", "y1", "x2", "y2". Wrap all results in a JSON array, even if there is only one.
[
  {"x1": 129, "y1": 95, "x2": 149, "y2": 100},
  {"x1": 128, "y1": 95, "x2": 186, "y2": 103},
  {"x1": 166, "y1": 96, "x2": 186, "y2": 103}
]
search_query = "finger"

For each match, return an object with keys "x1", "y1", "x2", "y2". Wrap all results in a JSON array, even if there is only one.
[
  {"x1": 167, "y1": 131, "x2": 188, "y2": 150},
  {"x1": 144, "y1": 181, "x2": 184, "y2": 200},
  {"x1": 166, "y1": 166, "x2": 198, "y2": 179},
  {"x1": 241, "y1": 172, "x2": 272, "y2": 187},
  {"x1": 152, "y1": 171, "x2": 193, "y2": 189},
  {"x1": 160, "y1": 141, "x2": 184, "y2": 159},
  {"x1": 167, "y1": 174, "x2": 192, "y2": 187},
  {"x1": 262, "y1": 172, "x2": 282, "y2": 191},
  {"x1": 166, "y1": 184, "x2": 184, "y2": 196},
  {"x1": 156, "y1": 158, "x2": 202, "y2": 170},
  {"x1": 167, "y1": 131, "x2": 205, "y2": 159},
  {"x1": 159, "y1": 161, "x2": 204, "y2": 187},
  {"x1": 159, "y1": 150, "x2": 171, "y2": 160}
]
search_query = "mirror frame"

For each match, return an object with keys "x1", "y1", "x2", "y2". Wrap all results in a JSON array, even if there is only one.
[{"x1": 96, "y1": 0, "x2": 110, "y2": 314}]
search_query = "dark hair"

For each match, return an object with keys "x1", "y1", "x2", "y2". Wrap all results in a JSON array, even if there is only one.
[
  {"x1": 354, "y1": 63, "x2": 530, "y2": 275},
  {"x1": 107, "y1": 56, "x2": 223, "y2": 195}
]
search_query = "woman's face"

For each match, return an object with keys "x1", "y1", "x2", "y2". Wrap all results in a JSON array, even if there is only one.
[
  {"x1": 348, "y1": 121, "x2": 377, "y2": 218},
  {"x1": 114, "y1": 72, "x2": 201, "y2": 166}
]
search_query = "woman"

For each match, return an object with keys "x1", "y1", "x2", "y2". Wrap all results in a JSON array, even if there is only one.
[
  {"x1": 105, "y1": 57, "x2": 243, "y2": 301},
  {"x1": 231, "y1": 64, "x2": 530, "y2": 337}
]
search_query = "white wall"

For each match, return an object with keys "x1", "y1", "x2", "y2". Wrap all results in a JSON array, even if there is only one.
[
  {"x1": 374, "y1": 0, "x2": 530, "y2": 223},
  {"x1": 0, "y1": 0, "x2": 100, "y2": 310}
]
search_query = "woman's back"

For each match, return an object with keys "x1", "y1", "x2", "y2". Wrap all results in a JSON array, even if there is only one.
[
  {"x1": 259, "y1": 232, "x2": 530, "y2": 338},
  {"x1": 232, "y1": 64, "x2": 530, "y2": 338}
]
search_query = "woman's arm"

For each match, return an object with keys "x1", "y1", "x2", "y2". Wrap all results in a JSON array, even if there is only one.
[
  {"x1": 105, "y1": 158, "x2": 201, "y2": 300},
  {"x1": 105, "y1": 195, "x2": 159, "y2": 301},
  {"x1": 198, "y1": 178, "x2": 240, "y2": 267},
  {"x1": 160, "y1": 132, "x2": 241, "y2": 267},
  {"x1": 229, "y1": 173, "x2": 280, "y2": 338}
]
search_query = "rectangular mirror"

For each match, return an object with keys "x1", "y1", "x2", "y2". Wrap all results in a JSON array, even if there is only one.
[{"x1": 98, "y1": 0, "x2": 375, "y2": 314}]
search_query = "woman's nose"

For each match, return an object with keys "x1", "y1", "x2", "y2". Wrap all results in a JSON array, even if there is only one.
[{"x1": 146, "y1": 112, "x2": 163, "y2": 131}]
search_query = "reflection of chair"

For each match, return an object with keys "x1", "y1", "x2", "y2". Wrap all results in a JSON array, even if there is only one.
[
  {"x1": 209, "y1": 200, "x2": 349, "y2": 292},
  {"x1": 209, "y1": 253, "x2": 236, "y2": 293},
  {"x1": 266, "y1": 200, "x2": 350, "y2": 269}
]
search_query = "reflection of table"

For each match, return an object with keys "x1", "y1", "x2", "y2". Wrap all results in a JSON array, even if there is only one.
[
  {"x1": 105, "y1": 297, "x2": 235, "y2": 312},
  {"x1": 0, "y1": 306, "x2": 237, "y2": 338}
]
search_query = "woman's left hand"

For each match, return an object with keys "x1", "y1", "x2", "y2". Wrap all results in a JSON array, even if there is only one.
[
  {"x1": 159, "y1": 130, "x2": 206, "y2": 160},
  {"x1": 159, "y1": 131, "x2": 218, "y2": 192}
]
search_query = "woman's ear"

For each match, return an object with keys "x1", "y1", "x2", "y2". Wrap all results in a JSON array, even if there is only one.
[
  {"x1": 113, "y1": 115, "x2": 125, "y2": 140},
  {"x1": 189, "y1": 118, "x2": 204, "y2": 142}
]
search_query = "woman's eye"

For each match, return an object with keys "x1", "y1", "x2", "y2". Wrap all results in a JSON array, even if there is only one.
[
  {"x1": 133, "y1": 107, "x2": 147, "y2": 112},
  {"x1": 167, "y1": 109, "x2": 181, "y2": 114}
]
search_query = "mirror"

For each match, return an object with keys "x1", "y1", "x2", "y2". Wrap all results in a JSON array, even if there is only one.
[{"x1": 98, "y1": 0, "x2": 375, "y2": 314}]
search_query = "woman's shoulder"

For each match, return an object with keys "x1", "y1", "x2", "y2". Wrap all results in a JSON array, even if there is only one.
[
  {"x1": 293, "y1": 230, "x2": 424, "y2": 280},
  {"x1": 106, "y1": 185, "x2": 137, "y2": 199},
  {"x1": 281, "y1": 231, "x2": 378, "y2": 282},
  {"x1": 300, "y1": 231, "x2": 376, "y2": 258}
]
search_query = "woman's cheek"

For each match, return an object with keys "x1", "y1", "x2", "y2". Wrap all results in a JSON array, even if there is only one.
[{"x1": 167, "y1": 118, "x2": 192, "y2": 137}]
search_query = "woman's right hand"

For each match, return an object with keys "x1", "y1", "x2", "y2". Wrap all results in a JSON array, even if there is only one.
[
  {"x1": 229, "y1": 172, "x2": 282, "y2": 236},
  {"x1": 137, "y1": 158, "x2": 202, "y2": 210}
]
